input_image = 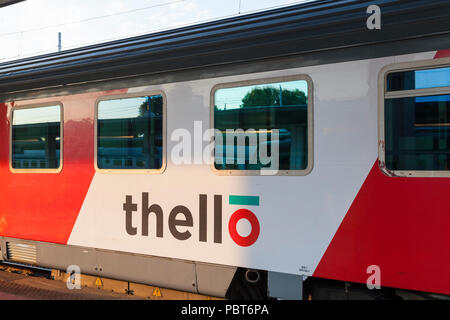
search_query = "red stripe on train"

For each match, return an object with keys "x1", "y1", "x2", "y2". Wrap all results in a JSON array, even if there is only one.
[
  {"x1": 314, "y1": 50, "x2": 450, "y2": 295},
  {"x1": 435, "y1": 49, "x2": 450, "y2": 58},
  {"x1": 0, "y1": 89, "x2": 126, "y2": 244},
  {"x1": 313, "y1": 161, "x2": 450, "y2": 295}
]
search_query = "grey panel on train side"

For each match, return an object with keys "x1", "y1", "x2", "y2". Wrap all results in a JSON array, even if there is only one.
[
  {"x1": 0, "y1": 237, "x2": 236, "y2": 297},
  {"x1": 95, "y1": 250, "x2": 236, "y2": 296}
]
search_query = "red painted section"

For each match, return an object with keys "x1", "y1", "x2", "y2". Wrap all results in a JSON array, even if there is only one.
[
  {"x1": 314, "y1": 49, "x2": 450, "y2": 296},
  {"x1": 313, "y1": 162, "x2": 450, "y2": 295},
  {"x1": 434, "y1": 49, "x2": 450, "y2": 58},
  {"x1": 228, "y1": 209, "x2": 260, "y2": 247},
  {"x1": 0, "y1": 90, "x2": 126, "y2": 244}
]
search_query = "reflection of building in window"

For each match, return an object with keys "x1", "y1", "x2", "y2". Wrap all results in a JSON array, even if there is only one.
[
  {"x1": 385, "y1": 67, "x2": 450, "y2": 171},
  {"x1": 214, "y1": 80, "x2": 309, "y2": 171},
  {"x1": 12, "y1": 105, "x2": 61, "y2": 169},
  {"x1": 97, "y1": 95, "x2": 163, "y2": 170}
]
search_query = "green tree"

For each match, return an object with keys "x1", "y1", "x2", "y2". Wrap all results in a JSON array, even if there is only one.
[
  {"x1": 139, "y1": 96, "x2": 163, "y2": 117},
  {"x1": 241, "y1": 86, "x2": 306, "y2": 107}
]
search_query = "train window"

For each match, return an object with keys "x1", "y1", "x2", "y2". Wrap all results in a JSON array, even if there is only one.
[
  {"x1": 96, "y1": 94, "x2": 164, "y2": 172},
  {"x1": 212, "y1": 76, "x2": 313, "y2": 175},
  {"x1": 381, "y1": 61, "x2": 450, "y2": 176},
  {"x1": 11, "y1": 104, "x2": 62, "y2": 172},
  {"x1": 387, "y1": 67, "x2": 450, "y2": 91}
]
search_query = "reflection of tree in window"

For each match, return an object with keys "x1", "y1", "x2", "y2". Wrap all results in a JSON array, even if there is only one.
[
  {"x1": 139, "y1": 96, "x2": 163, "y2": 117},
  {"x1": 214, "y1": 82, "x2": 309, "y2": 171},
  {"x1": 97, "y1": 95, "x2": 163, "y2": 170},
  {"x1": 241, "y1": 87, "x2": 307, "y2": 108}
]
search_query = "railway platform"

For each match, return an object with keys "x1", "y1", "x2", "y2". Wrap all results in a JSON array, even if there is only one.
[
  {"x1": 0, "y1": 265, "x2": 141, "y2": 300},
  {"x1": 0, "y1": 263, "x2": 221, "y2": 300}
]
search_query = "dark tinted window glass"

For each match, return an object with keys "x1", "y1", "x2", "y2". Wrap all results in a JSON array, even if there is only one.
[
  {"x1": 385, "y1": 95, "x2": 450, "y2": 171},
  {"x1": 387, "y1": 67, "x2": 450, "y2": 91},
  {"x1": 214, "y1": 80, "x2": 308, "y2": 171},
  {"x1": 12, "y1": 105, "x2": 61, "y2": 169},
  {"x1": 97, "y1": 95, "x2": 163, "y2": 169}
]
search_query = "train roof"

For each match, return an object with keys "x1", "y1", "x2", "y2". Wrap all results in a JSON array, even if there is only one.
[{"x1": 1, "y1": 0, "x2": 450, "y2": 96}]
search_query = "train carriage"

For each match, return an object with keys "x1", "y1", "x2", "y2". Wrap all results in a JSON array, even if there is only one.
[{"x1": 1, "y1": 0, "x2": 450, "y2": 299}]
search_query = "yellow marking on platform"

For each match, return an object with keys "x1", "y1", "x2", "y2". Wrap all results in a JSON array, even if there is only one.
[
  {"x1": 153, "y1": 287, "x2": 162, "y2": 297},
  {"x1": 52, "y1": 269, "x2": 222, "y2": 300},
  {"x1": 95, "y1": 277, "x2": 103, "y2": 286}
]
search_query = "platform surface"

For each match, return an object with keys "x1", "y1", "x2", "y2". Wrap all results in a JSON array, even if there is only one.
[{"x1": 0, "y1": 269, "x2": 142, "y2": 300}]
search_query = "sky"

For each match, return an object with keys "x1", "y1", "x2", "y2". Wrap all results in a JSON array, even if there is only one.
[
  {"x1": 13, "y1": 105, "x2": 60, "y2": 125},
  {"x1": 0, "y1": 0, "x2": 315, "y2": 62}
]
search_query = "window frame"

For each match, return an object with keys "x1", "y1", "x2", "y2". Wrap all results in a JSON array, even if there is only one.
[
  {"x1": 210, "y1": 74, "x2": 314, "y2": 176},
  {"x1": 94, "y1": 90, "x2": 167, "y2": 174},
  {"x1": 378, "y1": 56, "x2": 450, "y2": 177},
  {"x1": 9, "y1": 102, "x2": 64, "y2": 174}
]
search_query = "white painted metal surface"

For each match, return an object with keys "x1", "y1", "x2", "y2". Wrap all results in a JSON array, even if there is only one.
[{"x1": 68, "y1": 52, "x2": 435, "y2": 276}]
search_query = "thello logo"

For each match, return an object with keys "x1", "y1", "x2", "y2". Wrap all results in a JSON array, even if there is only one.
[
  {"x1": 123, "y1": 193, "x2": 260, "y2": 247},
  {"x1": 228, "y1": 195, "x2": 260, "y2": 247}
]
